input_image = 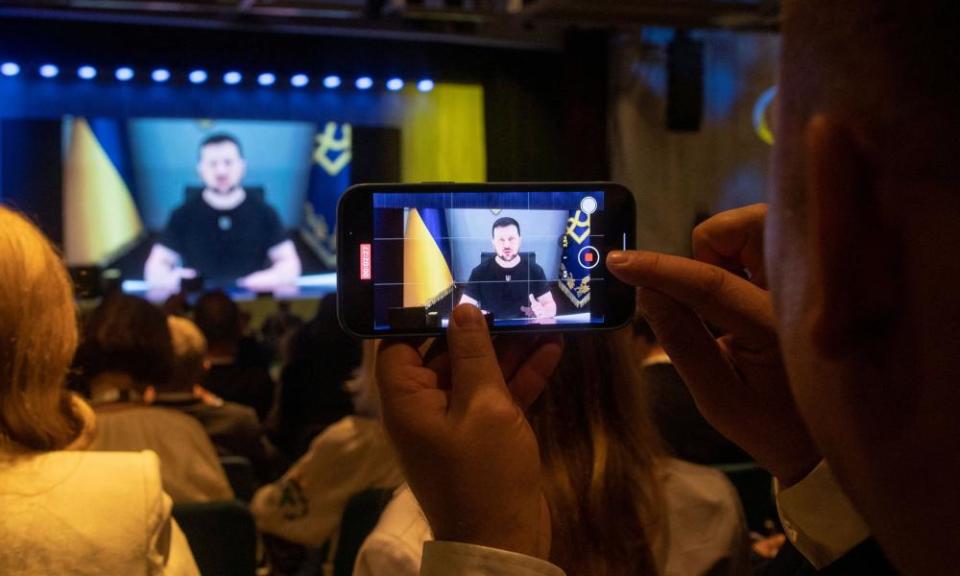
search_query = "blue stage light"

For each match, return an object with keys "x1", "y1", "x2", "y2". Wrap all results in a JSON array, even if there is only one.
[
  {"x1": 290, "y1": 73, "x2": 309, "y2": 88},
  {"x1": 77, "y1": 65, "x2": 97, "y2": 80},
  {"x1": 386, "y1": 77, "x2": 404, "y2": 91},
  {"x1": 1, "y1": 62, "x2": 21, "y2": 77},
  {"x1": 151, "y1": 68, "x2": 171, "y2": 83},
  {"x1": 257, "y1": 72, "x2": 276, "y2": 86},
  {"x1": 323, "y1": 75, "x2": 342, "y2": 89},
  {"x1": 223, "y1": 71, "x2": 242, "y2": 85},
  {"x1": 115, "y1": 67, "x2": 134, "y2": 81},
  {"x1": 39, "y1": 64, "x2": 59, "y2": 79},
  {"x1": 355, "y1": 76, "x2": 373, "y2": 90},
  {"x1": 417, "y1": 79, "x2": 435, "y2": 92},
  {"x1": 188, "y1": 69, "x2": 208, "y2": 84}
]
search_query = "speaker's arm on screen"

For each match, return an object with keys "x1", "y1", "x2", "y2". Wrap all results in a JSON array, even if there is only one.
[
  {"x1": 144, "y1": 243, "x2": 195, "y2": 291},
  {"x1": 238, "y1": 240, "x2": 302, "y2": 291}
]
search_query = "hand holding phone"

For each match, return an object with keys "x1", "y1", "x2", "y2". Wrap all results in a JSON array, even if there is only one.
[{"x1": 337, "y1": 182, "x2": 637, "y2": 337}]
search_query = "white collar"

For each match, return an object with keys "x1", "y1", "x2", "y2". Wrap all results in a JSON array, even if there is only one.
[{"x1": 202, "y1": 187, "x2": 247, "y2": 211}]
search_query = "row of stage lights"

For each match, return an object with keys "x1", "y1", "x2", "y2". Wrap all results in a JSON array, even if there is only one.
[{"x1": 0, "y1": 61, "x2": 435, "y2": 92}]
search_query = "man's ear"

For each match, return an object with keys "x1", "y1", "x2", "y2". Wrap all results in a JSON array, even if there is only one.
[{"x1": 805, "y1": 114, "x2": 902, "y2": 359}]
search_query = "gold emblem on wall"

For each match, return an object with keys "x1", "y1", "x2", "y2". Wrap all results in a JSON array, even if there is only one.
[{"x1": 314, "y1": 122, "x2": 352, "y2": 176}]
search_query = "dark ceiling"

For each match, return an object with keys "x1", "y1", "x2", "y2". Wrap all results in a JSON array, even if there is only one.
[{"x1": 0, "y1": 0, "x2": 779, "y2": 49}]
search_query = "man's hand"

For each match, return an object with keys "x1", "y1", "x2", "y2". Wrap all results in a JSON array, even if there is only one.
[
  {"x1": 144, "y1": 243, "x2": 196, "y2": 292},
  {"x1": 377, "y1": 304, "x2": 562, "y2": 558},
  {"x1": 607, "y1": 204, "x2": 820, "y2": 486},
  {"x1": 523, "y1": 294, "x2": 546, "y2": 318}
]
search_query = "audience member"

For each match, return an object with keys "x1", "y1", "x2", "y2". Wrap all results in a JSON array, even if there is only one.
[
  {"x1": 76, "y1": 293, "x2": 234, "y2": 503},
  {"x1": 0, "y1": 206, "x2": 198, "y2": 575},
  {"x1": 252, "y1": 339, "x2": 403, "y2": 555},
  {"x1": 357, "y1": 330, "x2": 749, "y2": 576},
  {"x1": 194, "y1": 290, "x2": 276, "y2": 421},
  {"x1": 261, "y1": 300, "x2": 304, "y2": 362},
  {"x1": 154, "y1": 315, "x2": 284, "y2": 483},
  {"x1": 374, "y1": 1, "x2": 960, "y2": 573},
  {"x1": 274, "y1": 293, "x2": 361, "y2": 459},
  {"x1": 633, "y1": 317, "x2": 749, "y2": 465}
]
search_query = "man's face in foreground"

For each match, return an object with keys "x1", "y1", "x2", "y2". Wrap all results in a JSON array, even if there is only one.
[
  {"x1": 198, "y1": 141, "x2": 247, "y2": 194},
  {"x1": 492, "y1": 224, "x2": 521, "y2": 262}
]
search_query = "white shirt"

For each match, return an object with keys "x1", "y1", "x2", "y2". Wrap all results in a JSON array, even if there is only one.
[{"x1": 251, "y1": 416, "x2": 404, "y2": 546}]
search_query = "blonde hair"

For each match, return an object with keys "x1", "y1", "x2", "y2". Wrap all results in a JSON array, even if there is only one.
[
  {"x1": 167, "y1": 315, "x2": 207, "y2": 389},
  {"x1": 0, "y1": 206, "x2": 81, "y2": 451},
  {"x1": 532, "y1": 328, "x2": 664, "y2": 576}
]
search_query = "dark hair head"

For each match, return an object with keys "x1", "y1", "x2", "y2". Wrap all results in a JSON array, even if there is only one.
[
  {"x1": 72, "y1": 294, "x2": 173, "y2": 392},
  {"x1": 491, "y1": 217, "x2": 521, "y2": 237},
  {"x1": 193, "y1": 290, "x2": 241, "y2": 347},
  {"x1": 199, "y1": 133, "x2": 244, "y2": 158}
]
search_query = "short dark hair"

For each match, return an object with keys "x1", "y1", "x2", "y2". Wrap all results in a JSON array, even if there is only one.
[
  {"x1": 491, "y1": 217, "x2": 521, "y2": 237},
  {"x1": 193, "y1": 290, "x2": 241, "y2": 347},
  {"x1": 199, "y1": 132, "x2": 244, "y2": 158},
  {"x1": 72, "y1": 294, "x2": 174, "y2": 392}
]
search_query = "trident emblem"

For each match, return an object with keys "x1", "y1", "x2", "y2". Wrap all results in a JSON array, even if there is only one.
[{"x1": 314, "y1": 122, "x2": 352, "y2": 176}]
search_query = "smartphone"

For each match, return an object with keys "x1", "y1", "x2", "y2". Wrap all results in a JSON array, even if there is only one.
[{"x1": 337, "y1": 182, "x2": 636, "y2": 337}]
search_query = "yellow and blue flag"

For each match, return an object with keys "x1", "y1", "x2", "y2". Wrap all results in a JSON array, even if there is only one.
[
  {"x1": 63, "y1": 117, "x2": 144, "y2": 266},
  {"x1": 403, "y1": 207, "x2": 454, "y2": 309},
  {"x1": 558, "y1": 209, "x2": 592, "y2": 308}
]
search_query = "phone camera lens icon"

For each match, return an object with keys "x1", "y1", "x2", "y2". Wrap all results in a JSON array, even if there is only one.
[
  {"x1": 578, "y1": 246, "x2": 600, "y2": 270},
  {"x1": 580, "y1": 196, "x2": 598, "y2": 215}
]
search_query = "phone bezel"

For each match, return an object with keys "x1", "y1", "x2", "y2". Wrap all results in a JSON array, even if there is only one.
[{"x1": 337, "y1": 182, "x2": 636, "y2": 338}]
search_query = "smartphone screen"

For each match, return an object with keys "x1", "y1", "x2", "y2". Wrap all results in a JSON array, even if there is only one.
[{"x1": 338, "y1": 182, "x2": 636, "y2": 337}]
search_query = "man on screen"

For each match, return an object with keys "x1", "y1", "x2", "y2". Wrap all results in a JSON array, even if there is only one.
[
  {"x1": 144, "y1": 133, "x2": 302, "y2": 292},
  {"x1": 459, "y1": 217, "x2": 557, "y2": 320}
]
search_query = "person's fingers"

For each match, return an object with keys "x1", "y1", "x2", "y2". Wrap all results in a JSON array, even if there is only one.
[
  {"x1": 447, "y1": 304, "x2": 512, "y2": 415},
  {"x1": 607, "y1": 250, "x2": 776, "y2": 343},
  {"x1": 377, "y1": 340, "x2": 435, "y2": 396},
  {"x1": 637, "y1": 288, "x2": 746, "y2": 427},
  {"x1": 529, "y1": 293, "x2": 537, "y2": 305},
  {"x1": 507, "y1": 335, "x2": 563, "y2": 410},
  {"x1": 692, "y1": 204, "x2": 767, "y2": 287}
]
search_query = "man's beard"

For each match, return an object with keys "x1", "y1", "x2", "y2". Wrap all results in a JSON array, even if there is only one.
[{"x1": 499, "y1": 252, "x2": 518, "y2": 261}]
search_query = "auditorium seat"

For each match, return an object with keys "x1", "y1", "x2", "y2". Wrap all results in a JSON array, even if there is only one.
[
  {"x1": 173, "y1": 500, "x2": 257, "y2": 576},
  {"x1": 220, "y1": 455, "x2": 257, "y2": 502},
  {"x1": 332, "y1": 488, "x2": 396, "y2": 576}
]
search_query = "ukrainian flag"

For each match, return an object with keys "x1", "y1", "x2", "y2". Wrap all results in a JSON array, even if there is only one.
[
  {"x1": 403, "y1": 207, "x2": 454, "y2": 309},
  {"x1": 63, "y1": 117, "x2": 144, "y2": 266}
]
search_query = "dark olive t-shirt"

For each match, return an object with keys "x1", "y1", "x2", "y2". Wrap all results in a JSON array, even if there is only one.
[
  {"x1": 160, "y1": 195, "x2": 286, "y2": 282},
  {"x1": 462, "y1": 256, "x2": 549, "y2": 319}
]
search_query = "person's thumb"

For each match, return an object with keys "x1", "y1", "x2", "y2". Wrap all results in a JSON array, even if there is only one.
[
  {"x1": 529, "y1": 293, "x2": 537, "y2": 305},
  {"x1": 447, "y1": 304, "x2": 512, "y2": 415}
]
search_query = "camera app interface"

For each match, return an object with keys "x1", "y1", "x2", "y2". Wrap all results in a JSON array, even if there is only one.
[{"x1": 365, "y1": 190, "x2": 613, "y2": 331}]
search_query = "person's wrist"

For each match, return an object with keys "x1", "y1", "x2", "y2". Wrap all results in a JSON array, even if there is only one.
[{"x1": 432, "y1": 496, "x2": 548, "y2": 560}]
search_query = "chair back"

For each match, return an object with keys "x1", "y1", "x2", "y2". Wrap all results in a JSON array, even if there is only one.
[
  {"x1": 715, "y1": 461, "x2": 777, "y2": 533},
  {"x1": 332, "y1": 488, "x2": 396, "y2": 576},
  {"x1": 479, "y1": 251, "x2": 537, "y2": 266},
  {"x1": 220, "y1": 456, "x2": 256, "y2": 502},
  {"x1": 185, "y1": 186, "x2": 265, "y2": 203},
  {"x1": 172, "y1": 500, "x2": 257, "y2": 576}
]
